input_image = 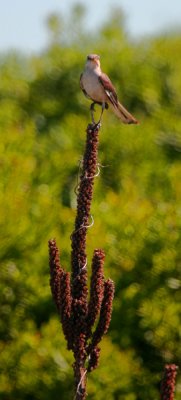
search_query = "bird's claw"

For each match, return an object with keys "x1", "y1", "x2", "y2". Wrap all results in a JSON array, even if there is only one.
[{"x1": 95, "y1": 121, "x2": 101, "y2": 129}]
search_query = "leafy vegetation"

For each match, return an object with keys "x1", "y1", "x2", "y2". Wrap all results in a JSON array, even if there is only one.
[{"x1": 0, "y1": 6, "x2": 180, "y2": 399}]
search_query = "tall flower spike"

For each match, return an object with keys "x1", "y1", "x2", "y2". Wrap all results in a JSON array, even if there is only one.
[
  {"x1": 70, "y1": 123, "x2": 101, "y2": 399},
  {"x1": 48, "y1": 122, "x2": 115, "y2": 400},
  {"x1": 161, "y1": 364, "x2": 178, "y2": 400},
  {"x1": 70, "y1": 124, "x2": 100, "y2": 343},
  {"x1": 71, "y1": 124, "x2": 100, "y2": 279}
]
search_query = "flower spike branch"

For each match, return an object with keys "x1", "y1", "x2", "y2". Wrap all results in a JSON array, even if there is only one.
[{"x1": 49, "y1": 123, "x2": 115, "y2": 400}]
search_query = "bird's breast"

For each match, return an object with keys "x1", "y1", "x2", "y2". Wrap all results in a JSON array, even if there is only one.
[{"x1": 81, "y1": 70, "x2": 106, "y2": 102}]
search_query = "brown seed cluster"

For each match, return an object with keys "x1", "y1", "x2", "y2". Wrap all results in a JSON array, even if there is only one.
[
  {"x1": 161, "y1": 364, "x2": 178, "y2": 400},
  {"x1": 87, "y1": 346, "x2": 101, "y2": 372},
  {"x1": 48, "y1": 123, "x2": 115, "y2": 400},
  {"x1": 71, "y1": 123, "x2": 100, "y2": 277},
  {"x1": 89, "y1": 279, "x2": 115, "y2": 350},
  {"x1": 49, "y1": 239, "x2": 73, "y2": 349},
  {"x1": 87, "y1": 249, "x2": 105, "y2": 336}
]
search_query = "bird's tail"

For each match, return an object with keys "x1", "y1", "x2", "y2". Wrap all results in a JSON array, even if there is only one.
[{"x1": 110, "y1": 101, "x2": 138, "y2": 124}]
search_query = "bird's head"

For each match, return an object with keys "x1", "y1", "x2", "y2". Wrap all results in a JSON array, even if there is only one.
[{"x1": 86, "y1": 54, "x2": 100, "y2": 69}]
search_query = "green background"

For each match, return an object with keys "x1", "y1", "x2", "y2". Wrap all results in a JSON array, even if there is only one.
[{"x1": 0, "y1": 6, "x2": 180, "y2": 399}]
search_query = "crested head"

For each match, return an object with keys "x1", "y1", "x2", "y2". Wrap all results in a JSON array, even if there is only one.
[{"x1": 86, "y1": 54, "x2": 101, "y2": 70}]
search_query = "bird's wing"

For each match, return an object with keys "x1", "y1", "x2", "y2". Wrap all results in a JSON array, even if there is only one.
[
  {"x1": 98, "y1": 73, "x2": 118, "y2": 107},
  {"x1": 99, "y1": 72, "x2": 138, "y2": 124}
]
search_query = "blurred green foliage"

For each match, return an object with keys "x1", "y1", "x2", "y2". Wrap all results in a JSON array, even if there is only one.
[{"x1": 0, "y1": 5, "x2": 181, "y2": 399}]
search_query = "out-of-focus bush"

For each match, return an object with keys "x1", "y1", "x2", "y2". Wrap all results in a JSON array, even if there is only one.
[{"x1": 0, "y1": 6, "x2": 180, "y2": 400}]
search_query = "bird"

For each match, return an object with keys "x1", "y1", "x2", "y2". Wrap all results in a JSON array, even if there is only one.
[{"x1": 80, "y1": 54, "x2": 138, "y2": 125}]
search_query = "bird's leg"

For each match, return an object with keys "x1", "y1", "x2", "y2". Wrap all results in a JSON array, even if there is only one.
[
  {"x1": 90, "y1": 102, "x2": 96, "y2": 124},
  {"x1": 97, "y1": 102, "x2": 106, "y2": 125}
]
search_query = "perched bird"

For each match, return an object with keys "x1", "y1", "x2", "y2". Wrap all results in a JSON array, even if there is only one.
[{"x1": 80, "y1": 54, "x2": 138, "y2": 125}]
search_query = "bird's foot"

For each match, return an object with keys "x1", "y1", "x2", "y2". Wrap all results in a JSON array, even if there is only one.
[{"x1": 95, "y1": 121, "x2": 101, "y2": 130}]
